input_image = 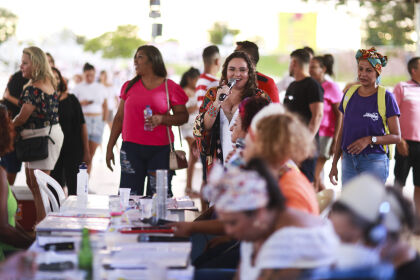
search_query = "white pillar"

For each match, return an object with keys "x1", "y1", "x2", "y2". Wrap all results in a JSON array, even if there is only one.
[{"x1": 416, "y1": 3, "x2": 420, "y2": 55}]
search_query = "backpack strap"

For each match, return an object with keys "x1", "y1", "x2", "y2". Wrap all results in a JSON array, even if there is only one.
[
  {"x1": 342, "y1": 84, "x2": 361, "y2": 113},
  {"x1": 377, "y1": 85, "x2": 393, "y2": 158}
]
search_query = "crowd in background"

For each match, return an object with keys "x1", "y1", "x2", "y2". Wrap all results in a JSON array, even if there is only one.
[{"x1": 0, "y1": 41, "x2": 420, "y2": 279}]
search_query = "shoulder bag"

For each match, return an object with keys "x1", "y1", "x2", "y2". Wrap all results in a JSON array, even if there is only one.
[
  {"x1": 164, "y1": 79, "x2": 188, "y2": 170},
  {"x1": 15, "y1": 124, "x2": 55, "y2": 162}
]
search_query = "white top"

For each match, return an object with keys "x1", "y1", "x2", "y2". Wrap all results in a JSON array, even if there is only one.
[
  {"x1": 240, "y1": 220, "x2": 339, "y2": 280},
  {"x1": 180, "y1": 95, "x2": 198, "y2": 138},
  {"x1": 219, "y1": 109, "x2": 238, "y2": 163},
  {"x1": 334, "y1": 243, "x2": 381, "y2": 269},
  {"x1": 104, "y1": 84, "x2": 119, "y2": 111},
  {"x1": 73, "y1": 82, "x2": 108, "y2": 114}
]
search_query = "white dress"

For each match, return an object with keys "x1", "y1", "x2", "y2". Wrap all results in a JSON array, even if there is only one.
[{"x1": 239, "y1": 220, "x2": 339, "y2": 280}]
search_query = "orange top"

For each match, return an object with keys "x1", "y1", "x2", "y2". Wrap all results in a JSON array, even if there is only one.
[{"x1": 278, "y1": 161, "x2": 319, "y2": 215}]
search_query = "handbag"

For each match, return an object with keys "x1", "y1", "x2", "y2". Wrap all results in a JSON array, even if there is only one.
[
  {"x1": 164, "y1": 79, "x2": 188, "y2": 170},
  {"x1": 15, "y1": 125, "x2": 55, "y2": 162}
]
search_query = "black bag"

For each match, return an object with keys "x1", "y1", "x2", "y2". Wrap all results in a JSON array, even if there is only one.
[{"x1": 15, "y1": 126, "x2": 54, "y2": 162}]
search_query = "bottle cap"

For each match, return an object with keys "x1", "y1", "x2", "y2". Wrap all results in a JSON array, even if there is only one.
[{"x1": 79, "y1": 162, "x2": 87, "y2": 169}]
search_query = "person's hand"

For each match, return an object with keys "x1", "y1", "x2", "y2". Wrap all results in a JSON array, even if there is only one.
[
  {"x1": 167, "y1": 222, "x2": 193, "y2": 237},
  {"x1": 83, "y1": 149, "x2": 91, "y2": 166},
  {"x1": 106, "y1": 146, "x2": 115, "y2": 171},
  {"x1": 215, "y1": 85, "x2": 231, "y2": 104},
  {"x1": 148, "y1": 114, "x2": 165, "y2": 129},
  {"x1": 0, "y1": 251, "x2": 37, "y2": 279},
  {"x1": 329, "y1": 164, "x2": 339, "y2": 186},
  {"x1": 347, "y1": 136, "x2": 371, "y2": 155},
  {"x1": 396, "y1": 139, "x2": 409, "y2": 157}
]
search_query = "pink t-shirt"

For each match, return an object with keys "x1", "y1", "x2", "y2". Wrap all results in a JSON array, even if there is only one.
[
  {"x1": 120, "y1": 79, "x2": 188, "y2": 146},
  {"x1": 319, "y1": 80, "x2": 343, "y2": 137},
  {"x1": 393, "y1": 80, "x2": 420, "y2": 142}
]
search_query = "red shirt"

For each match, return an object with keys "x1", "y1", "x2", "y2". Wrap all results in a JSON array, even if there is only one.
[
  {"x1": 257, "y1": 72, "x2": 279, "y2": 103},
  {"x1": 120, "y1": 79, "x2": 188, "y2": 146}
]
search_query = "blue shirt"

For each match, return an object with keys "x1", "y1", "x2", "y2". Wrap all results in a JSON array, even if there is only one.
[{"x1": 339, "y1": 89, "x2": 400, "y2": 154}]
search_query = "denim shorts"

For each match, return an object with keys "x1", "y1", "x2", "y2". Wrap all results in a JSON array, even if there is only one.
[
  {"x1": 342, "y1": 152, "x2": 389, "y2": 185},
  {"x1": 85, "y1": 115, "x2": 105, "y2": 144}
]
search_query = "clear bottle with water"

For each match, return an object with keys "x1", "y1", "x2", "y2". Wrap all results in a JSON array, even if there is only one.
[
  {"x1": 77, "y1": 162, "x2": 88, "y2": 203},
  {"x1": 144, "y1": 105, "x2": 153, "y2": 131}
]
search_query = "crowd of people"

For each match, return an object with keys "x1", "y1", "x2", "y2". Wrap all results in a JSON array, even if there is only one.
[{"x1": 0, "y1": 41, "x2": 420, "y2": 279}]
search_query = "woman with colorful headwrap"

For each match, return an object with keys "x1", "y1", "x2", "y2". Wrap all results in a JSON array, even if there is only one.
[
  {"x1": 203, "y1": 158, "x2": 338, "y2": 280},
  {"x1": 329, "y1": 47, "x2": 401, "y2": 185}
]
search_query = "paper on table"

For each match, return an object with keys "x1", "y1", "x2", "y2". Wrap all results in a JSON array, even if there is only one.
[
  {"x1": 36, "y1": 215, "x2": 110, "y2": 232},
  {"x1": 105, "y1": 242, "x2": 191, "y2": 269},
  {"x1": 37, "y1": 235, "x2": 80, "y2": 247}
]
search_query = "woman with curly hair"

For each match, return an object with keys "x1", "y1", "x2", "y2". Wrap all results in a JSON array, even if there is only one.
[
  {"x1": 329, "y1": 47, "x2": 401, "y2": 185},
  {"x1": 193, "y1": 51, "x2": 270, "y2": 175},
  {"x1": 0, "y1": 104, "x2": 35, "y2": 260}
]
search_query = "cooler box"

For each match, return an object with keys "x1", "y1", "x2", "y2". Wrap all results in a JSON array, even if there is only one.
[{"x1": 11, "y1": 185, "x2": 36, "y2": 231}]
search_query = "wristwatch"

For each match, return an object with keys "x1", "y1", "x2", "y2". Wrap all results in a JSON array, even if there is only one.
[{"x1": 371, "y1": 136, "x2": 377, "y2": 148}]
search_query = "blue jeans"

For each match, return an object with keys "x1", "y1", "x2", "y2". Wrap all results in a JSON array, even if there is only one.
[
  {"x1": 342, "y1": 152, "x2": 389, "y2": 185},
  {"x1": 120, "y1": 141, "x2": 174, "y2": 196}
]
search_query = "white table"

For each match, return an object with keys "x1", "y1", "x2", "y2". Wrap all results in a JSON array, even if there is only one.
[{"x1": 60, "y1": 195, "x2": 110, "y2": 216}]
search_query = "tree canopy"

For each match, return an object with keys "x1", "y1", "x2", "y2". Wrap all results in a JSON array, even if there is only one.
[
  {"x1": 208, "y1": 22, "x2": 240, "y2": 45},
  {"x1": 84, "y1": 25, "x2": 145, "y2": 58},
  {"x1": 0, "y1": 8, "x2": 18, "y2": 44}
]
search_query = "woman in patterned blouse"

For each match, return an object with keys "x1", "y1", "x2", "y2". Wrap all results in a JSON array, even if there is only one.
[
  {"x1": 13, "y1": 46, "x2": 64, "y2": 223},
  {"x1": 193, "y1": 51, "x2": 269, "y2": 176}
]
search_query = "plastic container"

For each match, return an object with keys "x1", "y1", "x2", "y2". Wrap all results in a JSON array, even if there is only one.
[
  {"x1": 144, "y1": 105, "x2": 153, "y2": 131},
  {"x1": 119, "y1": 188, "x2": 131, "y2": 208},
  {"x1": 156, "y1": 170, "x2": 168, "y2": 220},
  {"x1": 77, "y1": 163, "x2": 88, "y2": 203}
]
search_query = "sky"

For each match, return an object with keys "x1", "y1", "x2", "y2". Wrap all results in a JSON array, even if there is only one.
[{"x1": 0, "y1": 0, "x2": 364, "y2": 52}]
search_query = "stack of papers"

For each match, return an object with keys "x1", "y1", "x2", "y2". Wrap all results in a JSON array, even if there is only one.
[{"x1": 36, "y1": 215, "x2": 110, "y2": 232}]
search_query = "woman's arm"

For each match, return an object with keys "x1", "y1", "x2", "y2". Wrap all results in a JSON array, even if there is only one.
[
  {"x1": 329, "y1": 103, "x2": 343, "y2": 156},
  {"x1": 203, "y1": 86, "x2": 229, "y2": 130},
  {"x1": 149, "y1": 104, "x2": 189, "y2": 128},
  {"x1": 347, "y1": 115, "x2": 401, "y2": 154},
  {"x1": 81, "y1": 123, "x2": 91, "y2": 165},
  {"x1": 12, "y1": 103, "x2": 35, "y2": 127},
  {"x1": 3, "y1": 88, "x2": 20, "y2": 106},
  {"x1": 329, "y1": 116, "x2": 343, "y2": 185},
  {"x1": 0, "y1": 169, "x2": 34, "y2": 248},
  {"x1": 106, "y1": 100, "x2": 124, "y2": 171},
  {"x1": 308, "y1": 102, "x2": 324, "y2": 139}
]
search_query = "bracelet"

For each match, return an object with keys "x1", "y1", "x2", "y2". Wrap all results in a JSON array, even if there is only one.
[{"x1": 207, "y1": 104, "x2": 219, "y2": 118}]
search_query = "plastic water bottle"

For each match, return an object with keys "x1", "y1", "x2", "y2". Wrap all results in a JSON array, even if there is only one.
[
  {"x1": 77, "y1": 163, "x2": 88, "y2": 203},
  {"x1": 156, "y1": 170, "x2": 168, "y2": 220},
  {"x1": 144, "y1": 105, "x2": 153, "y2": 131}
]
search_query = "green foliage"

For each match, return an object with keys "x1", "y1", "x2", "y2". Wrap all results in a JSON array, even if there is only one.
[
  {"x1": 0, "y1": 8, "x2": 18, "y2": 44},
  {"x1": 208, "y1": 22, "x2": 240, "y2": 45},
  {"x1": 257, "y1": 55, "x2": 288, "y2": 77},
  {"x1": 365, "y1": 1, "x2": 415, "y2": 47},
  {"x1": 84, "y1": 25, "x2": 145, "y2": 58}
]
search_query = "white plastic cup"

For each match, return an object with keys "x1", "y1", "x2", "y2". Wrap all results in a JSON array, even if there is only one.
[{"x1": 119, "y1": 188, "x2": 131, "y2": 208}]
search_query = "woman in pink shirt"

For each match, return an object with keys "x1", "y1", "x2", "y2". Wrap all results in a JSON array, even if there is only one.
[
  {"x1": 106, "y1": 45, "x2": 188, "y2": 196},
  {"x1": 309, "y1": 55, "x2": 343, "y2": 191}
]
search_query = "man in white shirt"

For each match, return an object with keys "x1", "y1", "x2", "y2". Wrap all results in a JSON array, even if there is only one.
[{"x1": 73, "y1": 63, "x2": 108, "y2": 174}]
